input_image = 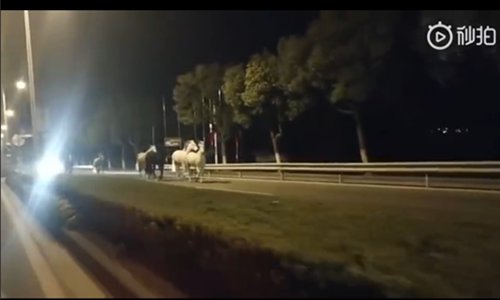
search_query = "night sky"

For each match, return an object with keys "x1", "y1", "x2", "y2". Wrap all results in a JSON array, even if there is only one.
[
  {"x1": 1, "y1": 10, "x2": 499, "y2": 162},
  {"x1": 1, "y1": 10, "x2": 318, "y2": 128}
]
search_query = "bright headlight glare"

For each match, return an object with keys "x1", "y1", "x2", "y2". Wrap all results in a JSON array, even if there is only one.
[{"x1": 36, "y1": 155, "x2": 64, "y2": 178}]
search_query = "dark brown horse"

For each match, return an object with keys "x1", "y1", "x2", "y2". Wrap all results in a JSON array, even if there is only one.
[{"x1": 144, "y1": 144, "x2": 168, "y2": 180}]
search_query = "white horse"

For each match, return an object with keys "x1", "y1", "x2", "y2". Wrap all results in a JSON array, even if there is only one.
[
  {"x1": 93, "y1": 153, "x2": 105, "y2": 174},
  {"x1": 136, "y1": 145, "x2": 156, "y2": 177},
  {"x1": 185, "y1": 141, "x2": 206, "y2": 182},
  {"x1": 171, "y1": 140, "x2": 198, "y2": 177}
]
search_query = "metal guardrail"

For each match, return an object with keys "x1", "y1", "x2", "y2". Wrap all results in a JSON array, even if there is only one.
[
  {"x1": 75, "y1": 161, "x2": 500, "y2": 174},
  {"x1": 201, "y1": 162, "x2": 500, "y2": 174},
  {"x1": 204, "y1": 161, "x2": 500, "y2": 168},
  {"x1": 201, "y1": 162, "x2": 500, "y2": 189},
  {"x1": 73, "y1": 162, "x2": 500, "y2": 189}
]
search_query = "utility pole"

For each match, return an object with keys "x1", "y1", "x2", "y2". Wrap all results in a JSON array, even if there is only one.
[
  {"x1": 201, "y1": 96, "x2": 206, "y2": 143},
  {"x1": 162, "y1": 96, "x2": 167, "y2": 139},
  {"x1": 24, "y1": 11, "x2": 40, "y2": 156},
  {"x1": 176, "y1": 111, "x2": 182, "y2": 142},
  {"x1": 2, "y1": 89, "x2": 9, "y2": 147},
  {"x1": 152, "y1": 126, "x2": 155, "y2": 145},
  {"x1": 192, "y1": 113, "x2": 197, "y2": 140},
  {"x1": 214, "y1": 90, "x2": 222, "y2": 164}
]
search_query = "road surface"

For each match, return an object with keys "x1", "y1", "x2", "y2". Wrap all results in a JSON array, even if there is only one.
[
  {"x1": 73, "y1": 167, "x2": 500, "y2": 192},
  {"x1": 73, "y1": 169, "x2": 500, "y2": 209},
  {"x1": 1, "y1": 189, "x2": 45, "y2": 298},
  {"x1": 1, "y1": 179, "x2": 107, "y2": 298}
]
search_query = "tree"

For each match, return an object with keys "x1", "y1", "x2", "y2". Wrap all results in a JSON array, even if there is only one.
[
  {"x1": 174, "y1": 63, "x2": 237, "y2": 164},
  {"x1": 85, "y1": 99, "x2": 112, "y2": 167},
  {"x1": 223, "y1": 64, "x2": 251, "y2": 126},
  {"x1": 110, "y1": 95, "x2": 158, "y2": 168},
  {"x1": 82, "y1": 94, "x2": 158, "y2": 169},
  {"x1": 276, "y1": 35, "x2": 316, "y2": 125},
  {"x1": 173, "y1": 71, "x2": 203, "y2": 140},
  {"x1": 223, "y1": 64, "x2": 250, "y2": 162},
  {"x1": 212, "y1": 90, "x2": 234, "y2": 164},
  {"x1": 306, "y1": 11, "x2": 401, "y2": 163},
  {"x1": 242, "y1": 51, "x2": 285, "y2": 163},
  {"x1": 241, "y1": 44, "x2": 313, "y2": 164},
  {"x1": 193, "y1": 64, "x2": 232, "y2": 164}
]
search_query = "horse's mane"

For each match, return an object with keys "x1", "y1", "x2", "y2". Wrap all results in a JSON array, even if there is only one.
[
  {"x1": 184, "y1": 140, "x2": 199, "y2": 153},
  {"x1": 145, "y1": 145, "x2": 156, "y2": 153}
]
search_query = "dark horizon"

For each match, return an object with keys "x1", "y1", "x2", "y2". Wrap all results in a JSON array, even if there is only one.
[{"x1": 1, "y1": 10, "x2": 499, "y2": 163}]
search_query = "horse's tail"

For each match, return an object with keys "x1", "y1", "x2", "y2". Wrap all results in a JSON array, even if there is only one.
[{"x1": 171, "y1": 158, "x2": 176, "y2": 172}]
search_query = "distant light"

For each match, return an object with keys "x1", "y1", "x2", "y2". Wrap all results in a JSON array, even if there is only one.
[
  {"x1": 455, "y1": 128, "x2": 461, "y2": 133},
  {"x1": 1, "y1": 124, "x2": 6, "y2": 131},
  {"x1": 6, "y1": 110, "x2": 15, "y2": 117},
  {"x1": 36, "y1": 155, "x2": 65, "y2": 179},
  {"x1": 1, "y1": 133, "x2": 4, "y2": 139},
  {"x1": 16, "y1": 80, "x2": 27, "y2": 90}
]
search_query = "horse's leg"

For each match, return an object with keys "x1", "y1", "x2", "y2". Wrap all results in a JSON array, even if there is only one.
[
  {"x1": 195, "y1": 166, "x2": 200, "y2": 182},
  {"x1": 179, "y1": 162, "x2": 186, "y2": 178},
  {"x1": 186, "y1": 167, "x2": 190, "y2": 181},
  {"x1": 198, "y1": 166, "x2": 203, "y2": 183},
  {"x1": 159, "y1": 163, "x2": 164, "y2": 180},
  {"x1": 180, "y1": 163, "x2": 185, "y2": 178},
  {"x1": 149, "y1": 163, "x2": 154, "y2": 179},
  {"x1": 173, "y1": 162, "x2": 178, "y2": 177},
  {"x1": 184, "y1": 163, "x2": 190, "y2": 179}
]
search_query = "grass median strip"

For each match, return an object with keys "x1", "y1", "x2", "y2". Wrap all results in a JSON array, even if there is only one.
[{"x1": 55, "y1": 174, "x2": 500, "y2": 297}]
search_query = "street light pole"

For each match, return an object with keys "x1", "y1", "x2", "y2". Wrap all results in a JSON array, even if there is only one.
[
  {"x1": 176, "y1": 111, "x2": 182, "y2": 142},
  {"x1": 1, "y1": 88, "x2": 8, "y2": 144},
  {"x1": 162, "y1": 96, "x2": 167, "y2": 140},
  {"x1": 201, "y1": 96, "x2": 206, "y2": 143},
  {"x1": 152, "y1": 126, "x2": 155, "y2": 145},
  {"x1": 24, "y1": 10, "x2": 40, "y2": 155}
]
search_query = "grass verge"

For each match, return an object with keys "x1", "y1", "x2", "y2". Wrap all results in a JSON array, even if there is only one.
[{"x1": 7, "y1": 173, "x2": 500, "y2": 297}]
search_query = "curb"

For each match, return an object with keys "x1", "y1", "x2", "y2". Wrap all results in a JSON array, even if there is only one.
[
  {"x1": 1, "y1": 181, "x2": 106, "y2": 298},
  {"x1": 61, "y1": 229, "x2": 176, "y2": 298}
]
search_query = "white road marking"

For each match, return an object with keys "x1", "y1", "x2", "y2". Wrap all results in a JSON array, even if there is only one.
[
  {"x1": 1, "y1": 186, "x2": 66, "y2": 298},
  {"x1": 161, "y1": 181, "x2": 274, "y2": 197},
  {"x1": 63, "y1": 230, "x2": 161, "y2": 298},
  {"x1": 210, "y1": 176, "x2": 500, "y2": 195},
  {"x1": 2, "y1": 183, "x2": 107, "y2": 298},
  {"x1": 193, "y1": 185, "x2": 274, "y2": 197},
  {"x1": 83, "y1": 170, "x2": 500, "y2": 195}
]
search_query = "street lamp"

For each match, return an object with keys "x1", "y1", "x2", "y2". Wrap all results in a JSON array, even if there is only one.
[
  {"x1": 2, "y1": 83, "x2": 22, "y2": 149},
  {"x1": 16, "y1": 80, "x2": 27, "y2": 90},
  {"x1": 24, "y1": 10, "x2": 40, "y2": 155}
]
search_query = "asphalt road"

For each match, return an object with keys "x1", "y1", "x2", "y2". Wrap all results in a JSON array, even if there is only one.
[
  {"x1": 161, "y1": 174, "x2": 500, "y2": 210},
  {"x1": 75, "y1": 169, "x2": 500, "y2": 209},
  {"x1": 18, "y1": 170, "x2": 500, "y2": 297},
  {"x1": 209, "y1": 170, "x2": 500, "y2": 190},
  {"x1": 74, "y1": 167, "x2": 500, "y2": 191},
  {"x1": 1, "y1": 190, "x2": 45, "y2": 298},
  {"x1": 1, "y1": 176, "x2": 185, "y2": 298},
  {"x1": 1, "y1": 179, "x2": 107, "y2": 298}
]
